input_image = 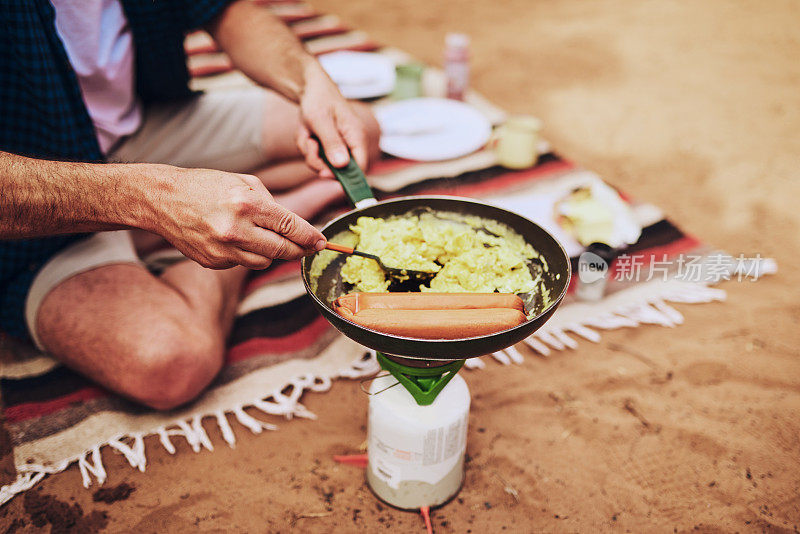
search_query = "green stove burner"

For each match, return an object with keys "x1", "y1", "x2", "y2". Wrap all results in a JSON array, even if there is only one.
[{"x1": 376, "y1": 352, "x2": 465, "y2": 406}]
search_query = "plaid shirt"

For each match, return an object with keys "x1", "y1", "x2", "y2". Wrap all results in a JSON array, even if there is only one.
[{"x1": 0, "y1": 0, "x2": 231, "y2": 340}]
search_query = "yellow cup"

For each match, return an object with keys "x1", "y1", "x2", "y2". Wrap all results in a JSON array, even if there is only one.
[{"x1": 494, "y1": 115, "x2": 542, "y2": 169}]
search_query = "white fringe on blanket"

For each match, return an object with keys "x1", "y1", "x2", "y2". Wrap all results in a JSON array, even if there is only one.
[
  {"x1": 0, "y1": 257, "x2": 775, "y2": 506},
  {"x1": 0, "y1": 350, "x2": 380, "y2": 506}
]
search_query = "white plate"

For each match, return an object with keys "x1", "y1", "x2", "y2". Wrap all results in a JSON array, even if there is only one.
[
  {"x1": 318, "y1": 51, "x2": 396, "y2": 100},
  {"x1": 376, "y1": 98, "x2": 492, "y2": 161}
]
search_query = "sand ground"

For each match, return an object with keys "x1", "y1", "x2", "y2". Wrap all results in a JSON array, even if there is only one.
[{"x1": 2, "y1": 0, "x2": 800, "y2": 532}]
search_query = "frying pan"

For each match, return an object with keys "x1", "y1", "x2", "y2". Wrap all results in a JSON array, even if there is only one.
[{"x1": 300, "y1": 153, "x2": 571, "y2": 366}]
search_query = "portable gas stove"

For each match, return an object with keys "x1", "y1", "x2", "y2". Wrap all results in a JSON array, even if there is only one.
[{"x1": 300, "y1": 151, "x2": 571, "y2": 511}]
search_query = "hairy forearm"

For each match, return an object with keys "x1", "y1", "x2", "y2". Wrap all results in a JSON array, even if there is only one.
[
  {"x1": 0, "y1": 151, "x2": 156, "y2": 239},
  {"x1": 207, "y1": 0, "x2": 371, "y2": 176},
  {"x1": 207, "y1": 0, "x2": 320, "y2": 102}
]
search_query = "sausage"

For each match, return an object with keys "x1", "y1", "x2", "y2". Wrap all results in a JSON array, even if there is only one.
[
  {"x1": 335, "y1": 307, "x2": 527, "y2": 339},
  {"x1": 334, "y1": 292, "x2": 525, "y2": 314}
]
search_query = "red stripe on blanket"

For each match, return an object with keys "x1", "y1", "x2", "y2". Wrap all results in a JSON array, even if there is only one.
[
  {"x1": 278, "y1": 13, "x2": 318, "y2": 23},
  {"x1": 226, "y1": 315, "x2": 330, "y2": 362},
  {"x1": 311, "y1": 41, "x2": 381, "y2": 56},
  {"x1": 616, "y1": 188, "x2": 634, "y2": 203},
  {"x1": 185, "y1": 43, "x2": 221, "y2": 56},
  {"x1": 396, "y1": 159, "x2": 576, "y2": 199},
  {"x1": 370, "y1": 157, "x2": 419, "y2": 175},
  {"x1": 5, "y1": 387, "x2": 107, "y2": 424},
  {"x1": 294, "y1": 25, "x2": 349, "y2": 40},
  {"x1": 189, "y1": 64, "x2": 234, "y2": 78}
]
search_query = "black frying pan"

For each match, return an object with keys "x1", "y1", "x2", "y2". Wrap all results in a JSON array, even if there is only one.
[{"x1": 300, "y1": 152, "x2": 570, "y2": 365}]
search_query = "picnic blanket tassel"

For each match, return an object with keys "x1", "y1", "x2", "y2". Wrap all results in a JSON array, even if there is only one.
[
  {"x1": 552, "y1": 329, "x2": 578, "y2": 349},
  {"x1": 663, "y1": 285, "x2": 726, "y2": 304},
  {"x1": 174, "y1": 420, "x2": 201, "y2": 452},
  {"x1": 584, "y1": 313, "x2": 639, "y2": 330},
  {"x1": 566, "y1": 323, "x2": 601, "y2": 342},
  {"x1": 190, "y1": 414, "x2": 214, "y2": 452},
  {"x1": 652, "y1": 298, "x2": 684, "y2": 324},
  {"x1": 215, "y1": 410, "x2": 237, "y2": 448},
  {"x1": 307, "y1": 374, "x2": 332, "y2": 392},
  {"x1": 288, "y1": 377, "x2": 312, "y2": 402},
  {"x1": 78, "y1": 446, "x2": 107, "y2": 487},
  {"x1": 157, "y1": 427, "x2": 177, "y2": 454},
  {"x1": 270, "y1": 378, "x2": 317, "y2": 420},
  {"x1": 622, "y1": 302, "x2": 678, "y2": 327},
  {"x1": 491, "y1": 350, "x2": 512, "y2": 366},
  {"x1": 107, "y1": 434, "x2": 146, "y2": 472},
  {"x1": 504, "y1": 345, "x2": 525, "y2": 364},
  {"x1": 337, "y1": 351, "x2": 379, "y2": 378},
  {"x1": 0, "y1": 472, "x2": 46, "y2": 505},
  {"x1": 173, "y1": 419, "x2": 211, "y2": 453},
  {"x1": 524, "y1": 336, "x2": 551, "y2": 357},
  {"x1": 463, "y1": 357, "x2": 485, "y2": 369},
  {"x1": 537, "y1": 330, "x2": 567, "y2": 351},
  {"x1": 499, "y1": 277, "x2": 734, "y2": 364},
  {"x1": 233, "y1": 405, "x2": 278, "y2": 434},
  {"x1": 290, "y1": 402, "x2": 317, "y2": 420},
  {"x1": 251, "y1": 397, "x2": 293, "y2": 417}
]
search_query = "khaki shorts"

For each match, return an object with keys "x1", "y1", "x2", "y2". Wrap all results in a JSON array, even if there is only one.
[
  {"x1": 25, "y1": 88, "x2": 272, "y2": 349},
  {"x1": 107, "y1": 88, "x2": 269, "y2": 172}
]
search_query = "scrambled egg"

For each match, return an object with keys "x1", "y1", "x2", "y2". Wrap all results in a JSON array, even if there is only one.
[
  {"x1": 557, "y1": 187, "x2": 615, "y2": 246},
  {"x1": 309, "y1": 230, "x2": 358, "y2": 290},
  {"x1": 556, "y1": 182, "x2": 641, "y2": 248},
  {"x1": 340, "y1": 212, "x2": 542, "y2": 294}
]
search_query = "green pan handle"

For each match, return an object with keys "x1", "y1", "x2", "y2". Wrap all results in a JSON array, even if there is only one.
[{"x1": 316, "y1": 143, "x2": 377, "y2": 209}]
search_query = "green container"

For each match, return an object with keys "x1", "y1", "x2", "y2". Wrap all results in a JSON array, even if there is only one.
[{"x1": 392, "y1": 63, "x2": 425, "y2": 100}]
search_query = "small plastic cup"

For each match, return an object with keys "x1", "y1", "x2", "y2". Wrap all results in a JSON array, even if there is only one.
[
  {"x1": 494, "y1": 115, "x2": 542, "y2": 169},
  {"x1": 392, "y1": 63, "x2": 425, "y2": 100}
]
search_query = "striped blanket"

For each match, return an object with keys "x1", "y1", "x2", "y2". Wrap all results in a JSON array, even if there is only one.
[{"x1": 0, "y1": 0, "x2": 774, "y2": 506}]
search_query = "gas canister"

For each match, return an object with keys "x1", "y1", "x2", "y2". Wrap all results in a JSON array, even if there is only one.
[{"x1": 366, "y1": 365, "x2": 470, "y2": 509}]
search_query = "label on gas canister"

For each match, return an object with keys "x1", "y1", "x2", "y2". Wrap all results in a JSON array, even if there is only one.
[{"x1": 368, "y1": 409, "x2": 468, "y2": 489}]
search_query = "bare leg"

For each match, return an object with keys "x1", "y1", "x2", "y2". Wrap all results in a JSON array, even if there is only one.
[
  {"x1": 272, "y1": 180, "x2": 345, "y2": 220},
  {"x1": 254, "y1": 160, "x2": 317, "y2": 192},
  {"x1": 36, "y1": 262, "x2": 247, "y2": 410},
  {"x1": 130, "y1": 230, "x2": 170, "y2": 257}
]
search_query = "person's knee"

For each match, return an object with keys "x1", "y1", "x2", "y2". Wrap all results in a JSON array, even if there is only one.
[{"x1": 127, "y1": 322, "x2": 224, "y2": 410}]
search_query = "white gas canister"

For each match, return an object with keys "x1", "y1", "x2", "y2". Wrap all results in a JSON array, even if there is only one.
[{"x1": 366, "y1": 373, "x2": 470, "y2": 509}]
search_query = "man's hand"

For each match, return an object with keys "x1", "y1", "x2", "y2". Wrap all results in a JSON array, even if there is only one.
[
  {"x1": 207, "y1": 1, "x2": 371, "y2": 178},
  {"x1": 144, "y1": 165, "x2": 326, "y2": 270},
  {"x1": 0, "y1": 154, "x2": 326, "y2": 270},
  {"x1": 295, "y1": 63, "x2": 370, "y2": 178}
]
